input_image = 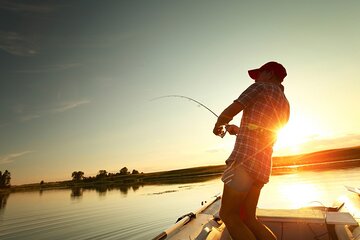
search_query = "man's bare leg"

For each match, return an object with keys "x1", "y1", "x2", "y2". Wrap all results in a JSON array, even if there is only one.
[
  {"x1": 219, "y1": 184, "x2": 256, "y2": 240},
  {"x1": 243, "y1": 185, "x2": 277, "y2": 240}
]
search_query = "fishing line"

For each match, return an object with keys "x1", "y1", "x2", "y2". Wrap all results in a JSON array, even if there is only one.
[
  {"x1": 150, "y1": 95, "x2": 219, "y2": 118},
  {"x1": 151, "y1": 95, "x2": 230, "y2": 138}
]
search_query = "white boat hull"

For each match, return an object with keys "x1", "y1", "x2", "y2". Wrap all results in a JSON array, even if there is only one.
[{"x1": 153, "y1": 187, "x2": 360, "y2": 240}]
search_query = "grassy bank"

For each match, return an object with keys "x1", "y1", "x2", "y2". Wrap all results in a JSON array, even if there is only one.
[
  {"x1": 273, "y1": 145, "x2": 360, "y2": 167},
  {"x1": 5, "y1": 165, "x2": 226, "y2": 193},
  {"x1": 272, "y1": 145, "x2": 360, "y2": 174}
]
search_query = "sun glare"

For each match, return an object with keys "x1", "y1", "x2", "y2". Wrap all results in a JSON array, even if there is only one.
[
  {"x1": 274, "y1": 126, "x2": 304, "y2": 154},
  {"x1": 274, "y1": 117, "x2": 328, "y2": 156},
  {"x1": 219, "y1": 115, "x2": 330, "y2": 156},
  {"x1": 279, "y1": 183, "x2": 322, "y2": 209}
]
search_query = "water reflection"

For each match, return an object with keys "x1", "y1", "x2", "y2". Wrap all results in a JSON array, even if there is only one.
[
  {"x1": 0, "y1": 192, "x2": 9, "y2": 215},
  {"x1": 71, "y1": 187, "x2": 83, "y2": 199},
  {"x1": 66, "y1": 174, "x2": 221, "y2": 199},
  {"x1": 0, "y1": 168, "x2": 359, "y2": 240},
  {"x1": 339, "y1": 193, "x2": 360, "y2": 218},
  {"x1": 67, "y1": 183, "x2": 146, "y2": 199},
  {"x1": 132, "y1": 184, "x2": 140, "y2": 192},
  {"x1": 278, "y1": 182, "x2": 321, "y2": 209},
  {"x1": 95, "y1": 185, "x2": 108, "y2": 196},
  {"x1": 119, "y1": 185, "x2": 129, "y2": 195}
]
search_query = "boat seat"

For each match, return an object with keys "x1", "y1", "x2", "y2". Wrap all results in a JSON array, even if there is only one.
[
  {"x1": 257, "y1": 208, "x2": 325, "y2": 223},
  {"x1": 257, "y1": 208, "x2": 358, "y2": 225},
  {"x1": 326, "y1": 212, "x2": 358, "y2": 225}
]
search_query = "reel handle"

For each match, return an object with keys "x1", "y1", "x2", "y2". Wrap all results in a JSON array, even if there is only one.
[{"x1": 219, "y1": 125, "x2": 228, "y2": 138}]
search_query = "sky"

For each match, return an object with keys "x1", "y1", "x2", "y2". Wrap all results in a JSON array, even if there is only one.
[{"x1": 1, "y1": 0, "x2": 359, "y2": 185}]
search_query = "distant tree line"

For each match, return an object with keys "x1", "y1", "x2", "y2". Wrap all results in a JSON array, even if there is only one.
[
  {"x1": 71, "y1": 167, "x2": 142, "y2": 181},
  {"x1": 72, "y1": 171, "x2": 84, "y2": 181},
  {"x1": 0, "y1": 170, "x2": 11, "y2": 188}
]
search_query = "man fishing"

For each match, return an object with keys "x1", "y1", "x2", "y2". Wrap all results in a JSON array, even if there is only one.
[{"x1": 213, "y1": 61, "x2": 290, "y2": 240}]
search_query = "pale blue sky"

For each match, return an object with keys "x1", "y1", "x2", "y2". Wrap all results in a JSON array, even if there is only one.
[{"x1": 1, "y1": 0, "x2": 359, "y2": 184}]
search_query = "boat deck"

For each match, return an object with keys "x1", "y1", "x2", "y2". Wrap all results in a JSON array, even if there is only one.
[{"x1": 157, "y1": 190, "x2": 360, "y2": 240}]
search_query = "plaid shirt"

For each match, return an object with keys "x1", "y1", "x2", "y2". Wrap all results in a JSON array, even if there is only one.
[{"x1": 225, "y1": 82, "x2": 290, "y2": 184}]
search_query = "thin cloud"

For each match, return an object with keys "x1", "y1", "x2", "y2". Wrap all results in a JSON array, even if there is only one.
[
  {"x1": 206, "y1": 147, "x2": 223, "y2": 153},
  {"x1": 11, "y1": 99, "x2": 91, "y2": 123},
  {"x1": 0, "y1": 151, "x2": 34, "y2": 164},
  {"x1": 52, "y1": 100, "x2": 91, "y2": 113},
  {"x1": 205, "y1": 143, "x2": 228, "y2": 153},
  {"x1": 275, "y1": 133, "x2": 360, "y2": 156},
  {"x1": 0, "y1": 0, "x2": 57, "y2": 13},
  {"x1": 11, "y1": 104, "x2": 41, "y2": 122},
  {"x1": 0, "y1": 0, "x2": 61, "y2": 56},
  {"x1": 19, "y1": 114, "x2": 41, "y2": 122},
  {"x1": 301, "y1": 134, "x2": 360, "y2": 152},
  {"x1": 0, "y1": 31, "x2": 38, "y2": 56},
  {"x1": 47, "y1": 33, "x2": 134, "y2": 49},
  {"x1": 14, "y1": 63, "x2": 83, "y2": 73}
]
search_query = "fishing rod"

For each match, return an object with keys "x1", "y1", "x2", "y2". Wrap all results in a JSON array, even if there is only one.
[{"x1": 150, "y1": 95, "x2": 227, "y2": 137}]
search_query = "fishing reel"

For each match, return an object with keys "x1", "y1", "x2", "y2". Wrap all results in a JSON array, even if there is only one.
[
  {"x1": 219, "y1": 125, "x2": 228, "y2": 138},
  {"x1": 219, "y1": 124, "x2": 239, "y2": 138}
]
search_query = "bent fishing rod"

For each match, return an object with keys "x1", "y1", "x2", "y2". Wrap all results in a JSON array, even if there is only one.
[{"x1": 150, "y1": 95, "x2": 228, "y2": 137}]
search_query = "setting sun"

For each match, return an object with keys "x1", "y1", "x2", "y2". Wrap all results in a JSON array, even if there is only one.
[
  {"x1": 274, "y1": 125, "x2": 304, "y2": 154},
  {"x1": 274, "y1": 115, "x2": 328, "y2": 156}
]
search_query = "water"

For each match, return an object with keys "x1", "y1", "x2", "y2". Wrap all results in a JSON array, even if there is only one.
[{"x1": 1, "y1": 167, "x2": 360, "y2": 240}]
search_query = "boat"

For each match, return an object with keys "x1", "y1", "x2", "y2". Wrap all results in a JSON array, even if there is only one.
[{"x1": 152, "y1": 186, "x2": 360, "y2": 240}]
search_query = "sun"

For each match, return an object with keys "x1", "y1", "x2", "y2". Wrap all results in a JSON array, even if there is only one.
[
  {"x1": 274, "y1": 125, "x2": 306, "y2": 154},
  {"x1": 273, "y1": 117, "x2": 327, "y2": 156}
]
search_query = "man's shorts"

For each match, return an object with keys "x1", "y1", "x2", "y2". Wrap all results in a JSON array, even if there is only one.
[{"x1": 221, "y1": 162, "x2": 264, "y2": 192}]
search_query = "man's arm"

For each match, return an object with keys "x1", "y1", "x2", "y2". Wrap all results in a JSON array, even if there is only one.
[{"x1": 213, "y1": 101, "x2": 244, "y2": 136}]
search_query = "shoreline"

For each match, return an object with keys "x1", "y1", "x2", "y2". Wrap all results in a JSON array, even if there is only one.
[
  {"x1": 2, "y1": 159, "x2": 360, "y2": 194},
  {"x1": 2, "y1": 146, "x2": 360, "y2": 194}
]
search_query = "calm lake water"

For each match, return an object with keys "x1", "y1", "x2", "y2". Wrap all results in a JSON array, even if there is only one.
[{"x1": 1, "y1": 167, "x2": 360, "y2": 240}]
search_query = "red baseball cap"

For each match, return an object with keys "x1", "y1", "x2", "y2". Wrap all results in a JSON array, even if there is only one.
[{"x1": 248, "y1": 61, "x2": 287, "y2": 82}]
